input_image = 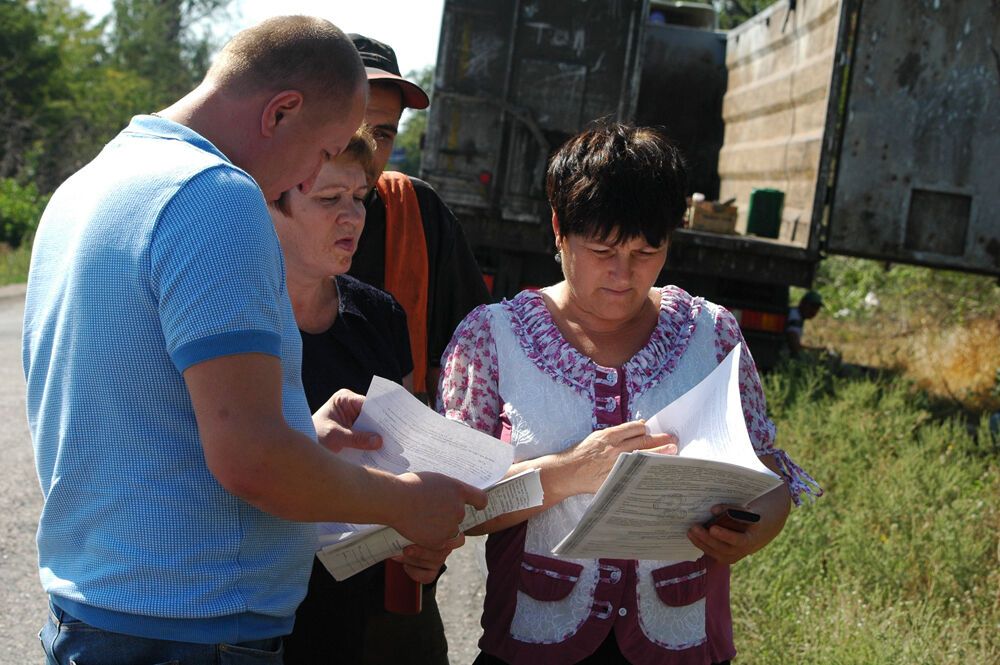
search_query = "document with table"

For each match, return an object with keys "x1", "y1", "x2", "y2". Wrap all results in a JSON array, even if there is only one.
[
  {"x1": 316, "y1": 377, "x2": 543, "y2": 581},
  {"x1": 552, "y1": 344, "x2": 783, "y2": 561}
]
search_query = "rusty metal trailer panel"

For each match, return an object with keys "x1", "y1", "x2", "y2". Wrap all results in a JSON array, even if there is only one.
[
  {"x1": 814, "y1": 0, "x2": 1000, "y2": 276},
  {"x1": 423, "y1": 0, "x2": 647, "y2": 226},
  {"x1": 717, "y1": 0, "x2": 841, "y2": 246},
  {"x1": 634, "y1": 21, "x2": 727, "y2": 200}
]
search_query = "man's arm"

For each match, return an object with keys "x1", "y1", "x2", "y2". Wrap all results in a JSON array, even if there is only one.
[{"x1": 184, "y1": 352, "x2": 486, "y2": 549}]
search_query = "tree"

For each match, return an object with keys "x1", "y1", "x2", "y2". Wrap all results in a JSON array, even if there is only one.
[
  {"x1": 715, "y1": 0, "x2": 779, "y2": 29},
  {"x1": 0, "y1": 0, "x2": 61, "y2": 179},
  {"x1": 108, "y1": 0, "x2": 230, "y2": 102},
  {"x1": 25, "y1": 0, "x2": 155, "y2": 189},
  {"x1": 0, "y1": 0, "x2": 232, "y2": 243},
  {"x1": 389, "y1": 65, "x2": 434, "y2": 177}
]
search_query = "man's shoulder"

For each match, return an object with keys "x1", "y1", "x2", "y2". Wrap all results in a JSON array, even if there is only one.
[
  {"x1": 376, "y1": 173, "x2": 449, "y2": 210},
  {"x1": 113, "y1": 118, "x2": 255, "y2": 192},
  {"x1": 402, "y1": 175, "x2": 436, "y2": 195}
]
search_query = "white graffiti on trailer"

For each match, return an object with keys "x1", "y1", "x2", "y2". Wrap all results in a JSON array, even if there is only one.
[
  {"x1": 523, "y1": 22, "x2": 587, "y2": 57},
  {"x1": 463, "y1": 34, "x2": 504, "y2": 78}
]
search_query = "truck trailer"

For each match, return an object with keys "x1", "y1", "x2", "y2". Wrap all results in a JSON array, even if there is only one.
[{"x1": 421, "y1": 0, "x2": 1000, "y2": 367}]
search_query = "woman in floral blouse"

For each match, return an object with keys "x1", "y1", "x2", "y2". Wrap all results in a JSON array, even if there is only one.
[{"x1": 437, "y1": 123, "x2": 820, "y2": 665}]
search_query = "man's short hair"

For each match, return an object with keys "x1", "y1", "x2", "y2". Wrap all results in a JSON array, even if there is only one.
[
  {"x1": 272, "y1": 126, "x2": 377, "y2": 216},
  {"x1": 208, "y1": 16, "x2": 365, "y2": 112},
  {"x1": 546, "y1": 122, "x2": 688, "y2": 247}
]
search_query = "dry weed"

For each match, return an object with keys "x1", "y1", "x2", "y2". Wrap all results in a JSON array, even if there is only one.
[{"x1": 808, "y1": 315, "x2": 1000, "y2": 412}]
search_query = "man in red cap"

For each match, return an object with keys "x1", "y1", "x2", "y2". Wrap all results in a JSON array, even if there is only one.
[{"x1": 347, "y1": 34, "x2": 490, "y2": 405}]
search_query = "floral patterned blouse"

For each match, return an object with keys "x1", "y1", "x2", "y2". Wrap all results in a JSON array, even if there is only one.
[{"x1": 438, "y1": 286, "x2": 820, "y2": 665}]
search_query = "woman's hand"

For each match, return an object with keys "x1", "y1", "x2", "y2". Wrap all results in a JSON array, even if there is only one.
[
  {"x1": 312, "y1": 389, "x2": 382, "y2": 453},
  {"x1": 686, "y1": 504, "x2": 760, "y2": 565},
  {"x1": 393, "y1": 533, "x2": 467, "y2": 584},
  {"x1": 563, "y1": 421, "x2": 677, "y2": 495},
  {"x1": 687, "y1": 461, "x2": 792, "y2": 565},
  {"x1": 467, "y1": 421, "x2": 676, "y2": 536}
]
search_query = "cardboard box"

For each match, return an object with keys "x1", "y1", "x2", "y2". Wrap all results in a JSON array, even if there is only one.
[{"x1": 687, "y1": 201, "x2": 738, "y2": 234}]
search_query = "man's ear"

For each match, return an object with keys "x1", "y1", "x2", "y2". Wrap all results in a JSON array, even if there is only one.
[{"x1": 260, "y1": 90, "x2": 305, "y2": 138}]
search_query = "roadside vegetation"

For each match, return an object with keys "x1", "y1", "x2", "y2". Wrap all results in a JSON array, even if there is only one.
[
  {"x1": 1, "y1": 0, "x2": 233, "y2": 285},
  {"x1": 799, "y1": 256, "x2": 1000, "y2": 412},
  {"x1": 733, "y1": 355, "x2": 999, "y2": 663},
  {"x1": 734, "y1": 258, "x2": 1000, "y2": 663},
  {"x1": 0, "y1": 244, "x2": 32, "y2": 287}
]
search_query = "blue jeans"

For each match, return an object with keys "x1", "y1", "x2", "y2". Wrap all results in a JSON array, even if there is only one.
[{"x1": 40, "y1": 601, "x2": 285, "y2": 665}]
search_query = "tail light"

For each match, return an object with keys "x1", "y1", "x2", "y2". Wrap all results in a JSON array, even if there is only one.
[{"x1": 732, "y1": 308, "x2": 787, "y2": 333}]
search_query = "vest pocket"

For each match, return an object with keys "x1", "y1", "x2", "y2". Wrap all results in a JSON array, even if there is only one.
[
  {"x1": 518, "y1": 552, "x2": 584, "y2": 602},
  {"x1": 650, "y1": 560, "x2": 708, "y2": 607}
]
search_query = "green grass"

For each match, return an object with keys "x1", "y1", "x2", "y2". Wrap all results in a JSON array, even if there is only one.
[
  {"x1": 731, "y1": 358, "x2": 999, "y2": 663},
  {"x1": 0, "y1": 242, "x2": 31, "y2": 286}
]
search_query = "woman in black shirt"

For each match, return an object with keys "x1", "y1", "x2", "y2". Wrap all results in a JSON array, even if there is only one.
[{"x1": 270, "y1": 127, "x2": 452, "y2": 665}]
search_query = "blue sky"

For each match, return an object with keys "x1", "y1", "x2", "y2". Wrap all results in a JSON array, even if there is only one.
[{"x1": 73, "y1": 0, "x2": 446, "y2": 73}]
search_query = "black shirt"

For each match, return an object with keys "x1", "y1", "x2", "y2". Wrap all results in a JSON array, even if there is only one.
[
  {"x1": 286, "y1": 276, "x2": 447, "y2": 665},
  {"x1": 298, "y1": 274, "x2": 412, "y2": 411},
  {"x1": 349, "y1": 176, "x2": 491, "y2": 369}
]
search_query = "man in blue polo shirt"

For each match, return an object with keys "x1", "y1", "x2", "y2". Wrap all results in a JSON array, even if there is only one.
[{"x1": 22, "y1": 16, "x2": 485, "y2": 664}]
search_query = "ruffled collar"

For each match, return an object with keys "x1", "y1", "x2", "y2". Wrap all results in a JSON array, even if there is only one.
[{"x1": 501, "y1": 286, "x2": 703, "y2": 397}]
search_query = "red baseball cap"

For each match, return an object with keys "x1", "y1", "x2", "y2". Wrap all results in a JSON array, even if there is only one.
[{"x1": 349, "y1": 34, "x2": 430, "y2": 110}]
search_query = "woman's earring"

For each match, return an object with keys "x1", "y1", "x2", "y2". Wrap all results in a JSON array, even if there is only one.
[{"x1": 554, "y1": 250, "x2": 562, "y2": 265}]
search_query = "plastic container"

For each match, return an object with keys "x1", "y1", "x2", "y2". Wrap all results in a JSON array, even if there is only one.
[{"x1": 746, "y1": 188, "x2": 784, "y2": 238}]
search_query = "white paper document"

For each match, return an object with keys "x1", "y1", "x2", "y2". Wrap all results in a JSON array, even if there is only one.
[
  {"x1": 315, "y1": 377, "x2": 533, "y2": 580},
  {"x1": 552, "y1": 345, "x2": 782, "y2": 561},
  {"x1": 318, "y1": 468, "x2": 543, "y2": 580},
  {"x1": 337, "y1": 376, "x2": 514, "y2": 486}
]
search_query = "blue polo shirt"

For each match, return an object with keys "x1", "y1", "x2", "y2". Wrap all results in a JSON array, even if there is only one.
[{"x1": 22, "y1": 116, "x2": 317, "y2": 643}]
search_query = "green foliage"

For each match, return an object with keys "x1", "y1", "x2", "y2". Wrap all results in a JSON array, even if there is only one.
[
  {"x1": 25, "y1": 0, "x2": 157, "y2": 191},
  {"x1": 806, "y1": 256, "x2": 1000, "y2": 328},
  {"x1": 0, "y1": 178, "x2": 47, "y2": 247},
  {"x1": 389, "y1": 66, "x2": 433, "y2": 177},
  {"x1": 108, "y1": 0, "x2": 228, "y2": 101},
  {"x1": 0, "y1": 241, "x2": 32, "y2": 286},
  {"x1": 732, "y1": 359, "x2": 1000, "y2": 663},
  {"x1": 0, "y1": 0, "x2": 62, "y2": 179},
  {"x1": 0, "y1": 0, "x2": 232, "y2": 247},
  {"x1": 716, "y1": 0, "x2": 780, "y2": 29}
]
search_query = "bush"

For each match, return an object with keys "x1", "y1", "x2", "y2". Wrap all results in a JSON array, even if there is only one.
[
  {"x1": 0, "y1": 241, "x2": 32, "y2": 286},
  {"x1": 0, "y1": 178, "x2": 47, "y2": 247},
  {"x1": 799, "y1": 256, "x2": 1000, "y2": 411}
]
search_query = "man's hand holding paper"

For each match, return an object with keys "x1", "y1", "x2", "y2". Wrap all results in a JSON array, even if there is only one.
[
  {"x1": 316, "y1": 378, "x2": 544, "y2": 580},
  {"x1": 309, "y1": 383, "x2": 489, "y2": 554}
]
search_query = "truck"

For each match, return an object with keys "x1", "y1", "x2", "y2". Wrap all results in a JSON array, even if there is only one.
[{"x1": 419, "y1": 0, "x2": 1000, "y2": 368}]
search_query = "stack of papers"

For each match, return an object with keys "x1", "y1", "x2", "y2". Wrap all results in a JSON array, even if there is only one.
[
  {"x1": 553, "y1": 345, "x2": 782, "y2": 561},
  {"x1": 316, "y1": 377, "x2": 543, "y2": 580}
]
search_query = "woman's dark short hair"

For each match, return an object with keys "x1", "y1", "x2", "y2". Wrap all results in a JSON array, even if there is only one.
[{"x1": 545, "y1": 122, "x2": 688, "y2": 247}]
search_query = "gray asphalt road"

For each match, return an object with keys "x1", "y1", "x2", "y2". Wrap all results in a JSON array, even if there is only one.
[
  {"x1": 0, "y1": 286, "x2": 486, "y2": 663},
  {"x1": 0, "y1": 286, "x2": 47, "y2": 662}
]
